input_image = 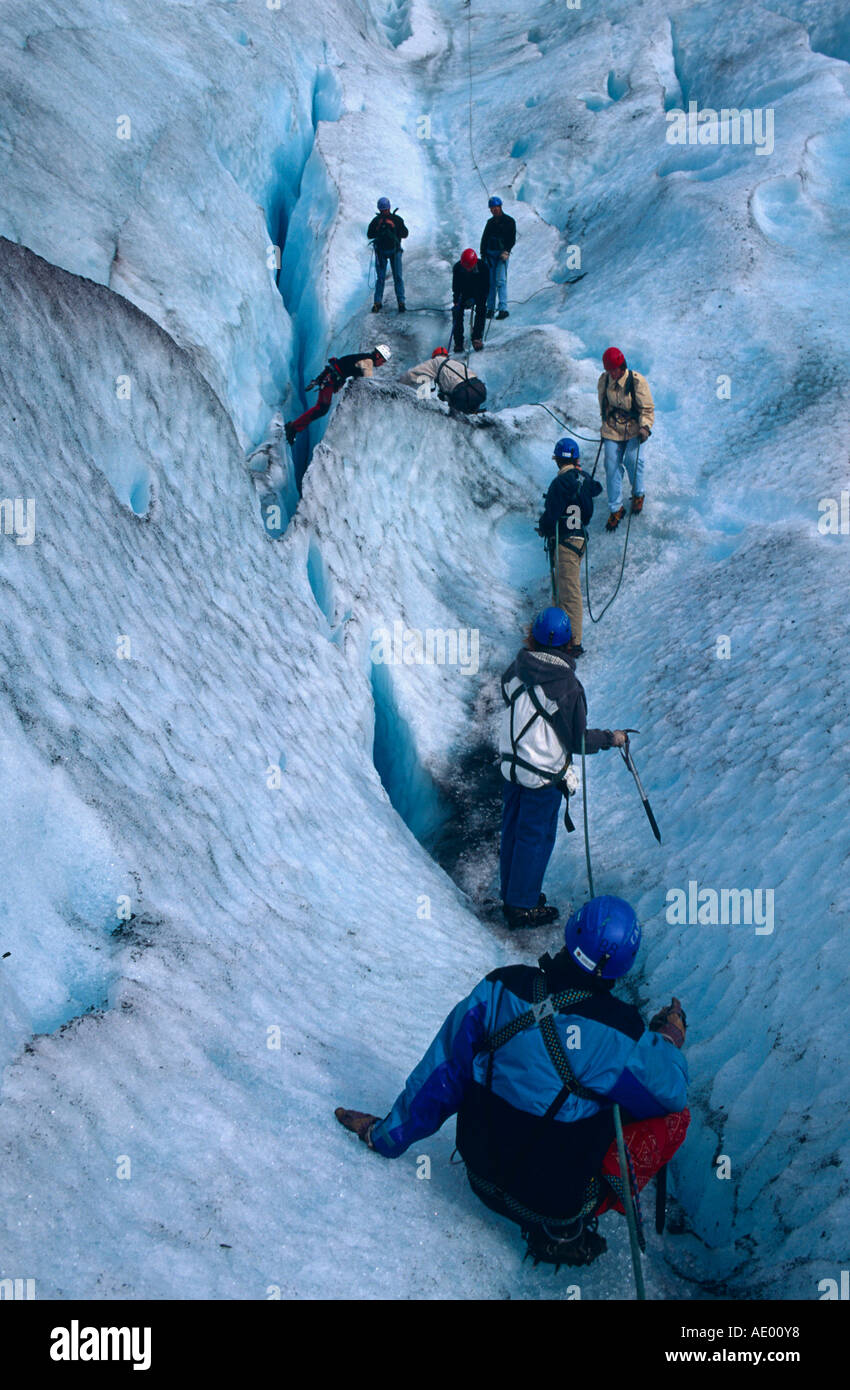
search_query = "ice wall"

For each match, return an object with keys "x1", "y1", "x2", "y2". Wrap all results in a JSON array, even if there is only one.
[{"x1": 1, "y1": 0, "x2": 849, "y2": 1300}]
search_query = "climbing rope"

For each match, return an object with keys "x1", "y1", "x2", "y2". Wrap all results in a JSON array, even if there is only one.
[
  {"x1": 465, "y1": 2, "x2": 490, "y2": 197},
  {"x1": 580, "y1": 731, "x2": 594, "y2": 899}
]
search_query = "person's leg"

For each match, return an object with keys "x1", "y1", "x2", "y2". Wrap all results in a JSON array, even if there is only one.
[
  {"x1": 452, "y1": 301, "x2": 466, "y2": 349},
  {"x1": 496, "y1": 257, "x2": 508, "y2": 312},
  {"x1": 603, "y1": 439, "x2": 625, "y2": 513},
  {"x1": 499, "y1": 781, "x2": 522, "y2": 902},
  {"x1": 373, "y1": 252, "x2": 387, "y2": 306},
  {"x1": 557, "y1": 539, "x2": 585, "y2": 644},
  {"x1": 391, "y1": 250, "x2": 405, "y2": 307},
  {"x1": 287, "y1": 384, "x2": 334, "y2": 436},
  {"x1": 472, "y1": 296, "x2": 487, "y2": 342},
  {"x1": 622, "y1": 434, "x2": 641, "y2": 496},
  {"x1": 503, "y1": 785, "x2": 562, "y2": 908},
  {"x1": 485, "y1": 254, "x2": 497, "y2": 312}
]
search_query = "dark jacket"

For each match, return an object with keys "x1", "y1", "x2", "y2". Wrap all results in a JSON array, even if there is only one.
[
  {"x1": 480, "y1": 212, "x2": 517, "y2": 258},
  {"x1": 329, "y1": 351, "x2": 377, "y2": 382},
  {"x1": 538, "y1": 465, "x2": 603, "y2": 540},
  {"x1": 502, "y1": 647, "x2": 615, "y2": 756},
  {"x1": 452, "y1": 260, "x2": 490, "y2": 304},
  {"x1": 371, "y1": 949, "x2": 688, "y2": 1220},
  {"x1": 367, "y1": 211, "x2": 409, "y2": 254}
]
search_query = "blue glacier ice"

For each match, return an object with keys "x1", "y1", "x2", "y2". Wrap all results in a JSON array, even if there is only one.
[{"x1": 0, "y1": 0, "x2": 848, "y2": 1300}]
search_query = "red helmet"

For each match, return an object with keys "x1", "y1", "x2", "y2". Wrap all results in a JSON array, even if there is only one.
[
  {"x1": 431, "y1": 346, "x2": 449, "y2": 358},
  {"x1": 602, "y1": 346, "x2": 626, "y2": 373},
  {"x1": 460, "y1": 248, "x2": 478, "y2": 270}
]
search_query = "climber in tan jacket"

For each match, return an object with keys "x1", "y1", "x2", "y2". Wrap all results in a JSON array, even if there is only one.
[{"x1": 597, "y1": 346, "x2": 655, "y2": 531}]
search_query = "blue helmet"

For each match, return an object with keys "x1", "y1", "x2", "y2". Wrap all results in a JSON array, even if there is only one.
[
  {"x1": 564, "y1": 896, "x2": 641, "y2": 979},
  {"x1": 531, "y1": 607, "x2": 572, "y2": 648},
  {"x1": 377, "y1": 196, "x2": 391, "y2": 212},
  {"x1": 488, "y1": 195, "x2": 503, "y2": 208},
  {"x1": 553, "y1": 437, "x2": 580, "y2": 462}
]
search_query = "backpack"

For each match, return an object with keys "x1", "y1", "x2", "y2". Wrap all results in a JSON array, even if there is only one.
[
  {"x1": 373, "y1": 213, "x2": 401, "y2": 254},
  {"x1": 436, "y1": 358, "x2": 487, "y2": 414}
]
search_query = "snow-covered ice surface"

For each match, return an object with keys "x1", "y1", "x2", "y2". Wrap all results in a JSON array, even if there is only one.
[{"x1": 0, "y1": 0, "x2": 848, "y2": 1299}]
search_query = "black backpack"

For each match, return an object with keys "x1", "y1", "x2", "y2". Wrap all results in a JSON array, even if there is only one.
[
  {"x1": 374, "y1": 213, "x2": 401, "y2": 254},
  {"x1": 436, "y1": 358, "x2": 487, "y2": 414}
]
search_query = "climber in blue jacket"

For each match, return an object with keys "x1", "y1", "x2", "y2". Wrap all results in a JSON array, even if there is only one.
[{"x1": 336, "y1": 896, "x2": 689, "y2": 1267}]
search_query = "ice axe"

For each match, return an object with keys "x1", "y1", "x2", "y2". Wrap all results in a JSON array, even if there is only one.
[{"x1": 619, "y1": 730, "x2": 661, "y2": 843}]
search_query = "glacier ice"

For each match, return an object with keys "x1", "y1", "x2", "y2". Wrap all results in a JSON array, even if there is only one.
[{"x1": 0, "y1": 0, "x2": 848, "y2": 1301}]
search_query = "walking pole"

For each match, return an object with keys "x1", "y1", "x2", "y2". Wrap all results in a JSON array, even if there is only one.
[
  {"x1": 614, "y1": 1103, "x2": 646, "y2": 1301},
  {"x1": 655, "y1": 1164, "x2": 668, "y2": 1234},
  {"x1": 619, "y1": 731, "x2": 661, "y2": 842}
]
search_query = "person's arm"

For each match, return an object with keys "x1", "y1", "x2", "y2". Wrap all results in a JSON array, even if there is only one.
[
  {"x1": 478, "y1": 262, "x2": 490, "y2": 298},
  {"x1": 479, "y1": 223, "x2": 489, "y2": 257},
  {"x1": 635, "y1": 373, "x2": 654, "y2": 436},
  {"x1": 367, "y1": 216, "x2": 380, "y2": 240},
  {"x1": 537, "y1": 478, "x2": 562, "y2": 538},
  {"x1": 552, "y1": 684, "x2": 617, "y2": 754},
  {"x1": 395, "y1": 215, "x2": 409, "y2": 239},
  {"x1": 503, "y1": 217, "x2": 517, "y2": 253},
  {"x1": 369, "y1": 980, "x2": 494, "y2": 1157},
  {"x1": 452, "y1": 265, "x2": 461, "y2": 301},
  {"x1": 399, "y1": 360, "x2": 436, "y2": 387},
  {"x1": 571, "y1": 1010, "x2": 688, "y2": 1118},
  {"x1": 597, "y1": 373, "x2": 608, "y2": 425}
]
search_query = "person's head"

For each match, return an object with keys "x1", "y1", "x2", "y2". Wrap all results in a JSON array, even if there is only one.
[
  {"x1": 460, "y1": 248, "x2": 479, "y2": 270},
  {"x1": 602, "y1": 346, "x2": 626, "y2": 376},
  {"x1": 431, "y1": 346, "x2": 449, "y2": 359},
  {"x1": 373, "y1": 343, "x2": 391, "y2": 366},
  {"x1": 377, "y1": 197, "x2": 391, "y2": 213},
  {"x1": 526, "y1": 606, "x2": 572, "y2": 652},
  {"x1": 488, "y1": 195, "x2": 503, "y2": 216},
  {"x1": 563, "y1": 896, "x2": 641, "y2": 980},
  {"x1": 553, "y1": 436, "x2": 580, "y2": 468}
]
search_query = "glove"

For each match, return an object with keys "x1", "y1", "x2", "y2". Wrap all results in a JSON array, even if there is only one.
[
  {"x1": 649, "y1": 997, "x2": 687, "y2": 1048},
  {"x1": 335, "y1": 1107, "x2": 381, "y2": 1148},
  {"x1": 638, "y1": 427, "x2": 650, "y2": 442},
  {"x1": 500, "y1": 250, "x2": 510, "y2": 261}
]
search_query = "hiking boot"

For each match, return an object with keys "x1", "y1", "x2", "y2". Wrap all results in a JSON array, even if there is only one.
[
  {"x1": 496, "y1": 309, "x2": 509, "y2": 320},
  {"x1": 397, "y1": 303, "x2": 406, "y2": 313},
  {"x1": 523, "y1": 1217, "x2": 607, "y2": 1269},
  {"x1": 631, "y1": 493, "x2": 645, "y2": 514},
  {"x1": 503, "y1": 902, "x2": 559, "y2": 930},
  {"x1": 605, "y1": 507, "x2": 625, "y2": 532},
  {"x1": 455, "y1": 340, "x2": 465, "y2": 352},
  {"x1": 472, "y1": 338, "x2": 484, "y2": 351},
  {"x1": 371, "y1": 303, "x2": 382, "y2": 313},
  {"x1": 284, "y1": 422, "x2": 298, "y2": 446}
]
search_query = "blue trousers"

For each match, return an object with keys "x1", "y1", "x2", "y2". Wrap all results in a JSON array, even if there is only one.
[
  {"x1": 603, "y1": 436, "x2": 644, "y2": 512},
  {"x1": 500, "y1": 781, "x2": 562, "y2": 909},
  {"x1": 485, "y1": 253, "x2": 508, "y2": 312},
  {"x1": 374, "y1": 250, "x2": 405, "y2": 307}
]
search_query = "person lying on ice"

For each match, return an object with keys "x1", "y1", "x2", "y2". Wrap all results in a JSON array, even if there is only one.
[
  {"x1": 598, "y1": 346, "x2": 655, "y2": 530},
  {"x1": 537, "y1": 437, "x2": 602, "y2": 658},
  {"x1": 499, "y1": 607, "x2": 625, "y2": 930},
  {"x1": 336, "y1": 895, "x2": 689, "y2": 1268},
  {"x1": 284, "y1": 344, "x2": 391, "y2": 445},
  {"x1": 451, "y1": 249, "x2": 490, "y2": 352},
  {"x1": 398, "y1": 347, "x2": 487, "y2": 413}
]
